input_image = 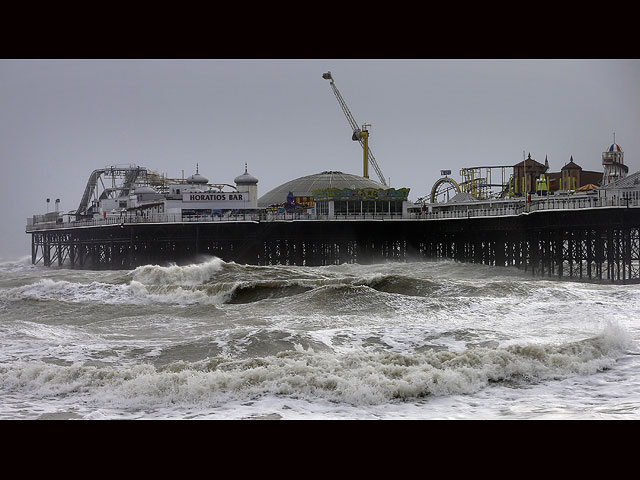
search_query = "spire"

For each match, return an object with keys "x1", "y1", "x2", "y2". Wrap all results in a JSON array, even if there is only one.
[
  {"x1": 244, "y1": 162, "x2": 248, "y2": 173},
  {"x1": 196, "y1": 163, "x2": 199, "y2": 174},
  {"x1": 545, "y1": 155, "x2": 549, "y2": 170}
]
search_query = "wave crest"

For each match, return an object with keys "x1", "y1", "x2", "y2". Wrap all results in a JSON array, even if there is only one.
[{"x1": 130, "y1": 257, "x2": 225, "y2": 286}]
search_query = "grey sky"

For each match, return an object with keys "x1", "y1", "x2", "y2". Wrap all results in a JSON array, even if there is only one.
[{"x1": 2, "y1": 59, "x2": 639, "y2": 259}]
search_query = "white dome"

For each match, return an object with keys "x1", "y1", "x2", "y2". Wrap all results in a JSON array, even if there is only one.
[
  {"x1": 235, "y1": 165, "x2": 259, "y2": 185},
  {"x1": 186, "y1": 173, "x2": 209, "y2": 184}
]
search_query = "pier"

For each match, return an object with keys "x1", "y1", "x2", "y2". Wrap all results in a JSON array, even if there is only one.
[{"x1": 26, "y1": 197, "x2": 640, "y2": 284}]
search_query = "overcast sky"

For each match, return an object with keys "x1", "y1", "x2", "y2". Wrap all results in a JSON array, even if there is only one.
[{"x1": 1, "y1": 58, "x2": 639, "y2": 259}]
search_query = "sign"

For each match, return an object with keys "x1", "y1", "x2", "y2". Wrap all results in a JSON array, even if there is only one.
[
  {"x1": 184, "y1": 192, "x2": 246, "y2": 202},
  {"x1": 312, "y1": 187, "x2": 410, "y2": 202},
  {"x1": 440, "y1": 170, "x2": 451, "y2": 176},
  {"x1": 179, "y1": 191, "x2": 249, "y2": 210}
]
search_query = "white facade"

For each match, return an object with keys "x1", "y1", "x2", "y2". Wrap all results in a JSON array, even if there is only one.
[{"x1": 98, "y1": 166, "x2": 259, "y2": 217}]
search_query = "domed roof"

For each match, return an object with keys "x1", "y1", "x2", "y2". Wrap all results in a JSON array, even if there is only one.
[
  {"x1": 608, "y1": 143, "x2": 623, "y2": 153},
  {"x1": 258, "y1": 171, "x2": 386, "y2": 207},
  {"x1": 235, "y1": 164, "x2": 259, "y2": 185},
  {"x1": 186, "y1": 164, "x2": 209, "y2": 184},
  {"x1": 186, "y1": 173, "x2": 208, "y2": 184}
]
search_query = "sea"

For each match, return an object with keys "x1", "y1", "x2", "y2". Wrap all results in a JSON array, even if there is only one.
[{"x1": 1, "y1": 254, "x2": 639, "y2": 420}]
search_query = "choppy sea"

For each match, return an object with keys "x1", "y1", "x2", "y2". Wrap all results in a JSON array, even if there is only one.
[{"x1": 1, "y1": 255, "x2": 639, "y2": 420}]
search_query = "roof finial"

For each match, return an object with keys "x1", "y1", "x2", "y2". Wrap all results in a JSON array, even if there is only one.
[
  {"x1": 614, "y1": 131, "x2": 616, "y2": 145},
  {"x1": 196, "y1": 163, "x2": 199, "y2": 174},
  {"x1": 244, "y1": 162, "x2": 248, "y2": 173}
]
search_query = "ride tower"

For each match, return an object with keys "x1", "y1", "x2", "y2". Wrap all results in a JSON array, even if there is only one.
[{"x1": 602, "y1": 134, "x2": 628, "y2": 186}]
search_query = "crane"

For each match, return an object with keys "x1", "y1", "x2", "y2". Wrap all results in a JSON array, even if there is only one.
[{"x1": 322, "y1": 71, "x2": 387, "y2": 186}]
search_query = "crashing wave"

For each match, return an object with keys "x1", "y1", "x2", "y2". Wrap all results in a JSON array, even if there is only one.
[{"x1": 0, "y1": 323, "x2": 632, "y2": 409}]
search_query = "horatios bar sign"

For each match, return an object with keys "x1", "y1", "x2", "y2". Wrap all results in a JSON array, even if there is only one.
[
  {"x1": 181, "y1": 192, "x2": 248, "y2": 209},
  {"x1": 184, "y1": 192, "x2": 246, "y2": 202}
]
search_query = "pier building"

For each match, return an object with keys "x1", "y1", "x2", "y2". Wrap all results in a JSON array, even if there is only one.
[{"x1": 508, "y1": 153, "x2": 603, "y2": 197}]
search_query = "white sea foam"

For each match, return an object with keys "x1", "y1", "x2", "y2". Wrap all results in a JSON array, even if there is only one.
[
  {"x1": 0, "y1": 324, "x2": 632, "y2": 414},
  {"x1": 3, "y1": 277, "x2": 231, "y2": 305},
  {"x1": 134, "y1": 282, "x2": 233, "y2": 305},
  {"x1": 12, "y1": 279, "x2": 132, "y2": 303},
  {"x1": 130, "y1": 257, "x2": 225, "y2": 286}
]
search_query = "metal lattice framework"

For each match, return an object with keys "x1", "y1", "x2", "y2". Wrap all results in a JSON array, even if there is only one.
[
  {"x1": 76, "y1": 165, "x2": 148, "y2": 219},
  {"x1": 459, "y1": 165, "x2": 511, "y2": 200}
]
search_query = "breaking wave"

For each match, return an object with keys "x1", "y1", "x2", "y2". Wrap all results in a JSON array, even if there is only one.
[
  {"x1": 3, "y1": 278, "x2": 230, "y2": 306},
  {"x1": 0, "y1": 259, "x2": 574, "y2": 309},
  {"x1": 0, "y1": 323, "x2": 633, "y2": 410},
  {"x1": 130, "y1": 257, "x2": 226, "y2": 286},
  {"x1": 0, "y1": 259, "x2": 452, "y2": 307}
]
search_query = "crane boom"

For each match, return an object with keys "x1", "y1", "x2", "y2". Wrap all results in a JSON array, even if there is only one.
[{"x1": 322, "y1": 72, "x2": 387, "y2": 186}]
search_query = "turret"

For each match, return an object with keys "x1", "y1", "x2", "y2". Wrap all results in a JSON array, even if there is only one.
[
  {"x1": 234, "y1": 163, "x2": 259, "y2": 208},
  {"x1": 185, "y1": 163, "x2": 209, "y2": 185}
]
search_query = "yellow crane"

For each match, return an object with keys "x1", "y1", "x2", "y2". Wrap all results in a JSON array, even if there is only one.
[{"x1": 322, "y1": 71, "x2": 387, "y2": 186}]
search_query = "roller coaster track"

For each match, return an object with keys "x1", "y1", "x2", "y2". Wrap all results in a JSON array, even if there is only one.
[{"x1": 76, "y1": 166, "x2": 146, "y2": 218}]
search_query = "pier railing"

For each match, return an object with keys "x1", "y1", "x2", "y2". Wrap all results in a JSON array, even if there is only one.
[
  {"x1": 420, "y1": 196, "x2": 638, "y2": 220},
  {"x1": 25, "y1": 212, "x2": 411, "y2": 231},
  {"x1": 26, "y1": 195, "x2": 640, "y2": 231}
]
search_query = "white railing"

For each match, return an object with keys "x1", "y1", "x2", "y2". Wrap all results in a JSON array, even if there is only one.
[
  {"x1": 528, "y1": 196, "x2": 638, "y2": 212},
  {"x1": 25, "y1": 212, "x2": 409, "y2": 231},
  {"x1": 409, "y1": 207, "x2": 523, "y2": 220},
  {"x1": 411, "y1": 196, "x2": 639, "y2": 220}
]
